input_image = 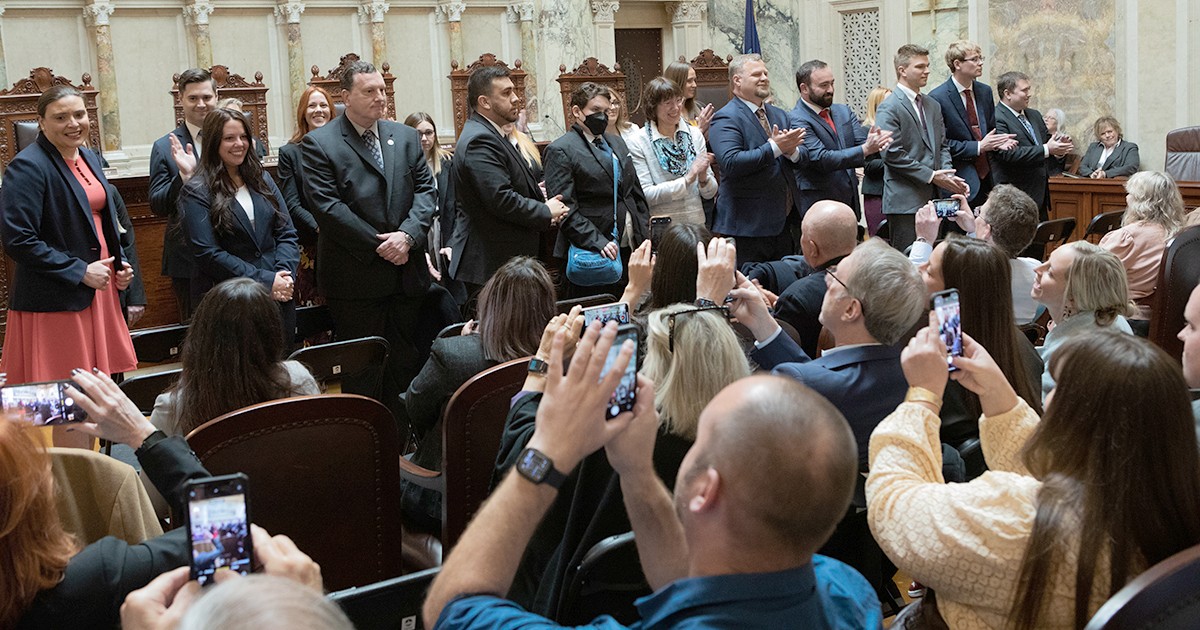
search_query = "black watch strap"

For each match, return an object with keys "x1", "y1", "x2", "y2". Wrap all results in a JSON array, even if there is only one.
[
  {"x1": 135, "y1": 430, "x2": 169, "y2": 456},
  {"x1": 516, "y1": 447, "x2": 568, "y2": 489}
]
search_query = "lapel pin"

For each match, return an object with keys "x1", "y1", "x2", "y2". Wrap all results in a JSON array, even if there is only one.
[{"x1": 387, "y1": 138, "x2": 394, "y2": 146}]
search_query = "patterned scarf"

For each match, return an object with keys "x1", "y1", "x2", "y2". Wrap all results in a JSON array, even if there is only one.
[{"x1": 649, "y1": 123, "x2": 697, "y2": 177}]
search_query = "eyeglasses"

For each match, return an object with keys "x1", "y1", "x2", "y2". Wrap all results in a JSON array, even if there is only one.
[
  {"x1": 668, "y1": 305, "x2": 730, "y2": 352},
  {"x1": 825, "y1": 267, "x2": 865, "y2": 316},
  {"x1": 963, "y1": 56, "x2": 985, "y2": 63}
]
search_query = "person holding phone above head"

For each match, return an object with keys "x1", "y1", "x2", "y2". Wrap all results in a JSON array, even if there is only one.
[
  {"x1": 176, "y1": 107, "x2": 300, "y2": 343},
  {"x1": 1078, "y1": 116, "x2": 1140, "y2": 179},
  {"x1": 277, "y1": 86, "x2": 333, "y2": 306},
  {"x1": 627, "y1": 77, "x2": 716, "y2": 228},
  {"x1": 0, "y1": 85, "x2": 137, "y2": 393}
]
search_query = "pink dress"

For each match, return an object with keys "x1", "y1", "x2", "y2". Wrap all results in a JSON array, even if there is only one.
[{"x1": 0, "y1": 155, "x2": 138, "y2": 383}]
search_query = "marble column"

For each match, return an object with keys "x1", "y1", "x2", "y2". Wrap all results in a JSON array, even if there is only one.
[
  {"x1": 358, "y1": 1, "x2": 390, "y2": 68},
  {"x1": 590, "y1": 0, "x2": 619, "y2": 64},
  {"x1": 84, "y1": 1, "x2": 120, "y2": 151},
  {"x1": 275, "y1": 1, "x2": 306, "y2": 105},
  {"x1": 667, "y1": 1, "x2": 706, "y2": 62},
  {"x1": 437, "y1": 1, "x2": 467, "y2": 67},
  {"x1": 0, "y1": 6, "x2": 8, "y2": 91},
  {"x1": 507, "y1": 2, "x2": 538, "y2": 119},
  {"x1": 183, "y1": 1, "x2": 215, "y2": 68}
]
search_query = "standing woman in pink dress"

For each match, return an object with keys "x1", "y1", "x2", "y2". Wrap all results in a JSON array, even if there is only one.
[{"x1": 0, "y1": 85, "x2": 137, "y2": 388}]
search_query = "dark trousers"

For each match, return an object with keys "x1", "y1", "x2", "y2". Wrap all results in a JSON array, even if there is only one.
[
  {"x1": 171, "y1": 277, "x2": 195, "y2": 323},
  {"x1": 885, "y1": 213, "x2": 917, "y2": 253},
  {"x1": 326, "y1": 292, "x2": 427, "y2": 421},
  {"x1": 733, "y1": 226, "x2": 798, "y2": 269}
]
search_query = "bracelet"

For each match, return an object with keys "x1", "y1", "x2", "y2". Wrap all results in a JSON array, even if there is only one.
[{"x1": 904, "y1": 386, "x2": 943, "y2": 410}]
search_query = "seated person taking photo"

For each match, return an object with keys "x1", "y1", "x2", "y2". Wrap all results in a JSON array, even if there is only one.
[{"x1": 424, "y1": 323, "x2": 881, "y2": 629}]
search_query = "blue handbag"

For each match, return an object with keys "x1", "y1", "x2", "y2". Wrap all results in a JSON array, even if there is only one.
[{"x1": 566, "y1": 147, "x2": 623, "y2": 286}]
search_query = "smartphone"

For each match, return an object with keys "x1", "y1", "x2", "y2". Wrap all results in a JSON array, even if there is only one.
[
  {"x1": 600, "y1": 324, "x2": 639, "y2": 420},
  {"x1": 0, "y1": 380, "x2": 88, "y2": 426},
  {"x1": 933, "y1": 198, "x2": 959, "y2": 218},
  {"x1": 932, "y1": 289, "x2": 963, "y2": 371},
  {"x1": 581, "y1": 302, "x2": 631, "y2": 328},
  {"x1": 186, "y1": 474, "x2": 253, "y2": 587},
  {"x1": 649, "y1": 215, "x2": 672, "y2": 254}
]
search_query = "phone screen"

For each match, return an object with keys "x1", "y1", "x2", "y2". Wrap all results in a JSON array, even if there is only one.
[
  {"x1": 933, "y1": 199, "x2": 959, "y2": 218},
  {"x1": 187, "y1": 475, "x2": 253, "y2": 586},
  {"x1": 582, "y1": 302, "x2": 631, "y2": 328},
  {"x1": 1, "y1": 380, "x2": 88, "y2": 426},
  {"x1": 600, "y1": 324, "x2": 638, "y2": 420},
  {"x1": 932, "y1": 289, "x2": 963, "y2": 371},
  {"x1": 650, "y1": 216, "x2": 672, "y2": 254}
]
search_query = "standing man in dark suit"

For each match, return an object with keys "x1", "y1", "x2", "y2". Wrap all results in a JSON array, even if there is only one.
[
  {"x1": 708, "y1": 53, "x2": 807, "y2": 266},
  {"x1": 788, "y1": 59, "x2": 891, "y2": 220},
  {"x1": 450, "y1": 65, "x2": 569, "y2": 299},
  {"x1": 148, "y1": 68, "x2": 215, "y2": 322},
  {"x1": 927, "y1": 41, "x2": 1017, "y2": 206},
  {"x1": 301, "y1": 60, "x2": 437, "y2": 411},
  {"x1": 991, "y1": 71, "x2": 1073, "y2": 219},
  {"x1": 544, "y1": 82, "x2": 650, "y2": 299},
  {"x1": 875, "y1": 44, "x2": 969, "y2": 252}
]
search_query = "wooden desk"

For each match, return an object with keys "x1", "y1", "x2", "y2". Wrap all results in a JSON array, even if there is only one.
[{"x1": 1048, "y1": 176, "x2": 1200, "y2": 241}]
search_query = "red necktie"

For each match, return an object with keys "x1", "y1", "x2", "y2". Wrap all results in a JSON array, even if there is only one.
[
  {"x1": 963, "y1": 88, "x2": 990, "y2": 180},
  {"x1": 819, "y1": 108, "x2": 837, "y2": 134}
]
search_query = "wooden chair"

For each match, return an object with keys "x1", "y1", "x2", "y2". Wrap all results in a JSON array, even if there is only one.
[
  {"x1": 1023, "y1": 217, "x2": 1077, "y2": 260},
  {"x1": 448, "y1": 53, "x2": 527, "y2": 138},
  {"x1": 328, "y1": 567, "x2": 439, "y2": 630},
  {"x1": 119, "y1": 367, "x2": 183, "y2": 415},
  {"x1": 557, "y1": 532, "x2": 648, "y2": 626},
  {"x1": 186, "y1": 394, "x2": 405, "y2": 591},
  {"x1": 1085, "y1": 543, "x2": 1200, "y2": 629},
  {"x1": 1085, "y1": 210, "x2": 1125, "y2": 242},
  {"x1": 130, "y1": 324, "x2": 188, "y2": 365},
  {"x1": 172, "y1": 65, "x2": 269, "y2": 152},
  {"x1": 687, "y1": 49, "x2": 733, "y2": 112},
  {"x1": 0, "y1": 67, "x2": 101, "y2": 173},
  {"x1": 556, "y1": 294, "x2": 618, "y2": 314},
  {"x1": 287, "y1": 336, "x2": 389, "y2": 398},
  {"x1": 557, "y1": 58, "x2": 626, "y2": 126},
  {"x1": 397, "y1": 357, "x2": 530, "y2": 552},
  {"x1": 309, "y1": 53, "x2": 397, "y2": 122},
  {"x1": 1149, "y1": 225, "x2": 1200, "y2": 361}
]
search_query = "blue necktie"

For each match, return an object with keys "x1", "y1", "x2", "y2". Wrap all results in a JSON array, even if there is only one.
[
  {"x1": 1018, "y1": 113, "x2": 1036, "y2": 141},
  {"x1": 363, "y1": 129, "x2": 384, "y2": 170}
]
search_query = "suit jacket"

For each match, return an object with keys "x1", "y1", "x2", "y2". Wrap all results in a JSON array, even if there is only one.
[
  {"x1": 751, "y1": 333, "x2": 907, "y2": 463},
  {"x1": 178, "y1": 172, "x2": 299, "y2": 301},
  {"x1": 708, "y1": 99, "x2": 804, "y2": 235},
  {"x1": 1078, "y1": 141, "x2": 1140, "y2": 178},
  {"x1": 789, "y1": 101, "x2": 869, "y2": 216},
  {"x1": 149, "y1": 124, "x2": 196, "y2": 278},
  {"x1": 772, "y1": 270, "x2": 828, "y2": 358},
  {"x1": 433, "y1": 155, "x2": 455, "y2": 246},
  {"x1": 992, "y1": 104, "x2": 1051, "y2": 210},
  {"x1": 545, "y1": 124, "x2": 649, "y2": 257},
  {"x1": 876, "y1": 89, "x2": 953, "y2": 215},
  {"x1": 928, "y1": 78, "x2": 996, "y2": 201},
  {"x1": 110, "y1": 184, "x2": 146, "y2": 309},
  {"x1": 450, "y1": 112, "x2": 551, "y2": 284},
  {"x1": 276, "y1": 141, "x2": 320, "y2": 245},
  {"x1": 300, "y1": 115, "x2": 435, "y2": 300},
  {"x1": 1, "y1": 134, "x2": 125, "y2": 312}
]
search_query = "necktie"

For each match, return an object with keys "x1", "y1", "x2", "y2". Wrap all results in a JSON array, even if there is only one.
[
  {"x1": 592, "y1": 136, "x2": 610, "y2": 155},
  {"x1": 193, "y1": 133, "x2": 201, "y2": 158},
  {"x1": 819, "y1": 108, "x2": 837, "y2": 134},
  {"x1": 1017, "y1": 113, "x2": 1037, "y2": 142},
  {"x1": 963, "y1": 88, "x2": 989, "y2": 180},
  {"x1": 755, "y1": 107, "x2": 771, "y2": 136},
  {"x1": 913, "y1": 94, "x2": 929, "y2": 132},
  {"x1": 363, "y1": 129, "x2": 384, "y2": 170}
]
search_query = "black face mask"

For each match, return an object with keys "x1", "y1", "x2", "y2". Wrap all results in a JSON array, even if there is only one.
[{"x1": 583, "y1": 112, "x2": 608, "y2": 136}]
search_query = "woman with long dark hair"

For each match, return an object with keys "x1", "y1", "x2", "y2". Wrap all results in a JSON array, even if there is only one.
[
  {"x1": 177, "y1": 107, "x2": 300, "y2": 337},
  {"x1": 869, "y1": 327, "x2": 1200, "y2": 629},
  {"x1": 150, "y1": 278, "x2": 318, "y2": 437},
  {"x1": 918, "y1": 234, "x2": 1042, "y2": 448}
]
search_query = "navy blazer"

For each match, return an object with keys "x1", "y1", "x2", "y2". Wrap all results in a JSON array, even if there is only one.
[
  {"x1": 149, "y1": 124, "x2": 196, "y2": 278},
  {"x1": 789, "y1": 101, "x2": 868, "y2": 216},
  {"x1": 928, "y1": 78, "x2": 996, "y2": 201},
  {"x1": 178, "y1": 172, "x2": 299, "y2": 300},
  {"x1": 276, "y1": 142, "x2": 320, "y2": 245},
  {"x1": 708, "y1": 99, "x2": 804, "y2": 236},
  {"x1": 1, "y1": 133, "x2": 124, "y2": 312},
  {"x1": 751, "y1": 333, "x2": 907, "y2": 463},
  {"x1": 1078, "y1": 141, "x2": 1140, "y2": 178}
]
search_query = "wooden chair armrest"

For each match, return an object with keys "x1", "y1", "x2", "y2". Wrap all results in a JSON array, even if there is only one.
[{"x1": 398, "y1": 457, "x2": 445, "y2": 493}]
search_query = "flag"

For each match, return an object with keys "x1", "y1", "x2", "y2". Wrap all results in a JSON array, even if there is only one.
[{"x1": 743, "y1": 0, "x2": 761, "y2": 55}]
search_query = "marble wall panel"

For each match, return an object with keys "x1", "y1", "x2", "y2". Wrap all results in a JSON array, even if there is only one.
[
  {"x1": 386, "y1": 9, "x2": 444, "y2": 130},
  {"x1": 208, "y1": 9, "x2": 287, "y2": 149},
  {"x1": 536, "y1": 0, "x2": 596, "y2": 132},
  {"x1": 108, "y1": 10, "x2": 190, "y2": 150},
  {"x1": 462, "y1": 9, "x2": 512, "y2": 64},
  {"x1": 707, "y1": 0, "x2": 801, "y2": 109},
  {"x1": 4, "y1": 10, "x2": 89, "y2": 90}
]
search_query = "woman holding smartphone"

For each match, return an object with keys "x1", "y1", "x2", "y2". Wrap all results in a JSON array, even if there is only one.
[{"x1": 176, "y1": 108, "x2": 299, "y2": 340}]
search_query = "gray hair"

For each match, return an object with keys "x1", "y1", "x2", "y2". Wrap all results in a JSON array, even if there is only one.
[
  {"x1": 728, "y1": 53, "x2": 763, "y2": 82},
  {"x1": 845, "y1": 238, "x2": 927, "y2": 345},
  {"x1": 1045, "y1": 108, "x2": 1066, "y2": 132},
  {"x1": 177, "y1": 575, "x2": 353, "y2": 630}
]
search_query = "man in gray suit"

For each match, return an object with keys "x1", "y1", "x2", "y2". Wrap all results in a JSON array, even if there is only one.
[{"x1": 875, "y1": 44, "x2": 969, "y2": 252}]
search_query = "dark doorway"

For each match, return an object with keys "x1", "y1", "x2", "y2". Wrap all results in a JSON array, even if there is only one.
[{"x1": 614, "y1": 28, "x2": 662, "y2": 127}]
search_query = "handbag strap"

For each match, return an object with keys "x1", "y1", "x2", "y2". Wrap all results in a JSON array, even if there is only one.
[{"x1": 610, "y1": 150, "x2": 620, "y2": 242}]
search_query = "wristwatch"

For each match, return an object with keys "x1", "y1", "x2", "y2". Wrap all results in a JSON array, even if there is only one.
[
  {"x1": 134, "y1": 429, "x2": 169, "y2": 456},
  {"x1": 400, "y1": 231, "x2": 415, "y2": 247},
  {"x1": 915, "y1": 236, "x2": 929, "y2": 243},
  {"x1": 528, "y1": 357, "x2": 549, "y2": 375},
  {"x1": 516, "y1": 447, "x2": 567, "y2": 489}
]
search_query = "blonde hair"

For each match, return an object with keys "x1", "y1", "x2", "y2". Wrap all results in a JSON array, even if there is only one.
[
  {"x1": 1062, "y1": 241, "x2": 1137, "y2": 326},
  {"x1": 1123, "y1": 171, "x2": 1184, "y2": 237},
  {"x1": 509, "y1": 126, "x2": 542, "y2": 168},
  {"x1": 215, "y1": 97, "x2": 244, "y2": 111},
  {"x1": 864, "y1": 86, "x2": 891, "y2": 127},
  {"x1": 642, "y1": 304, "x2": 750, "y2": 439},
  {"x1": 944, "y1": 40, "x2": 982, "y2": 73}
]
